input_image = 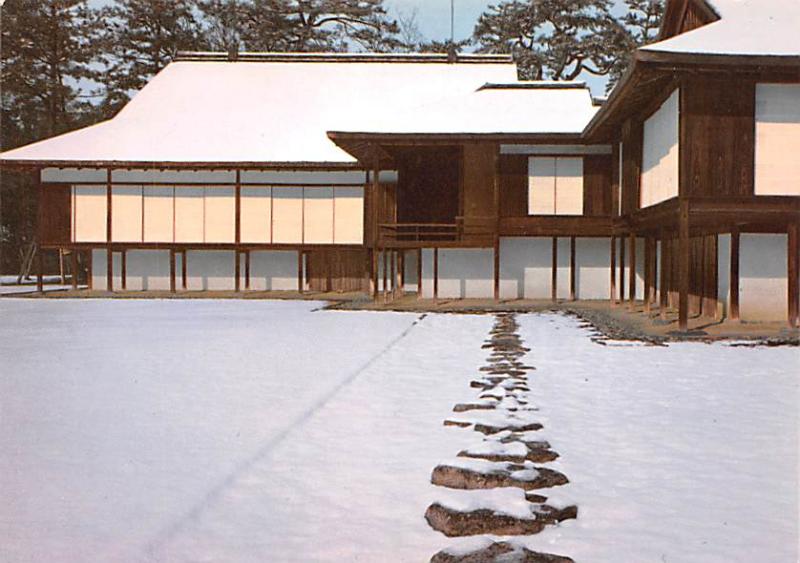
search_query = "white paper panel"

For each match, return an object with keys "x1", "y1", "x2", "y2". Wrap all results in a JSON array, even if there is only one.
[
  {"x1": 240, "y1": 186, "x2": 272, "y2": 243},
  {"x1": 303, "y1": 186, "x2": 334, "y2": 244},
  {"x1": 554, "y1": 157, "x2": 584, "y2": 215},
  {"x1": 111, "y1": 185, "x2": 143, "y2": 242},
  {"x1": 641, "y1": 89, "x2": 679, "y2": 207},
  {"x1": 174, "y1": 187, "x2": 204, "y2": 243},
  {"x1": 73, "y1": 185, "x2": 107, "y2": 242},
  {"x1": 528, "y1": 157, "x2": 556, "y2": 215},
  {"x1": 755, "y1": 83, "x2": 800, "y2": 196},
  {"x1": 272, "y1": 187, "x2": 303, "y2": 244},
  {"x1": 143, "y1": 186, "x2": 174, "y2": 242},
  {"x1": 334, "y1": 186, "x2": 364, "y2": 244},
  {"x1": 204, "y1": 186, "x2": 235, "y2": 243}
]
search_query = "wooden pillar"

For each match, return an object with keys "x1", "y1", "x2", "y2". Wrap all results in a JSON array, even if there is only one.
[
  {"x1": 244, "y1": 250, "x2": 250, "y2": 290},
  {"x1": 628, "y1": 232, "x2": 636, "y2": 304},
  {"x1": 493, "y1": 238, "x2": 500, "y2": 300},
  {"x1": 298, "y1": 250, "x2": 304, "y2": 294},
  {"x1": 371, "y1": 248, "x2": 379, "y2": 299},
  {"x1": 87, "y1": 249, "x2": 93, "y2": 290},
  {"x1": 730, "y1": 227, "x2": 740, "y2": 321},
  {"x1": 610, "y1": 236, "x2": 617, "y2": 305},
  {"x1": 569, "y1": 236, "x2": 576, "y2": 301},
  {"x1": 551, "y1": 237, "x2": 558, "y2": 302},
  {"x1": 71, "y1": 250, "x2": 79, "y2": 289},
  {"x1": 417, "y1": 248, "x2": 423, "y2": 299},
  {"x1": 399, "y1": 250, "x2": 405, "y2": 291},
  {"x1": 788, "y1": 223, "x2": 799, "y2": 328},
  {"x1": 619, "y1": 233, "x2": 626, "y2": 302},
  {"x1": 106, "y1": 169, "x2": 113, "y2": 292},
  {"x1": 121, "y1": 249, "x2": 127, "y2": 290},
  {"x1": 390, "y1": 250, "x2": 397, "y2": 298},
  {"x1": 234, "y1": 250, "x2": 241, "y2": 292},
  {"x1": 169, "y1": 249, "x2": 176, "y2": 293},
  {"x1": 659, "y1": 235, "x2": 669, "y2": 320},
  {"x1": 644, "y1": 237, "x2": 652, "y2": 313},
  {"x1": 678, "y1": 200, "x2": 690, "y2": 331},
  {"x1": 382, "y1": 248, "x2": 389, "y2": 302},
  {"x1": 182, "y1": 250, "x2": 188, "y2": 290},
  {"x1": 433, "y1": 247, "x2": 439, "y2": 300},
  {"x1": 37, "y1": 249, "x2": 44, "y2": 293}
]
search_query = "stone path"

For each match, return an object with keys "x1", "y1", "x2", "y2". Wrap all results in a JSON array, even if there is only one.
[{"x1": 427, "y1": 313, "x2": 576, "y2": 563}]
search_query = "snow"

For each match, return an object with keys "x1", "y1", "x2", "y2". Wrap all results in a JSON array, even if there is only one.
[
  {"x1": 0, "y1": 57, "x2": 516, "y2": 165},
  {"x1": 642, "y1": 0, "x2": 800, "y2": 57},
  {"x1": 1, "y1": 301, "x2": 797, "y2": 562}
]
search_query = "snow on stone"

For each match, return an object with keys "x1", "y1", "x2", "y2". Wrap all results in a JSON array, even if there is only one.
[
  {"x1": 642, "y1": 0, "x2": 800, "y2": 57},
  {"x1": 461, "y1": 439, "x2": 530, "y2": 459}
]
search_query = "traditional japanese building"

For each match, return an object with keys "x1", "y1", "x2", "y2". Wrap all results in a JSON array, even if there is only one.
[{"x1": 1, "y1": 0, "x2": 798, "y2": 329}]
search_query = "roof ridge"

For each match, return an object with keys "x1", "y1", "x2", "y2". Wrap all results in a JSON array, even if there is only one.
[
  {"x1": 479, "y1": 81, "x2": 588, "y2": 90},
  {"x1": 174, "y1": 51, "x2": 514, "y2": 64}
]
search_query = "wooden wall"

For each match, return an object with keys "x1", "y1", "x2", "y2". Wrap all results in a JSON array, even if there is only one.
[
  {"x1": 396, "y1": 147, "x2": 460, "y2": 223},
  {"x1": 38, "y1": 184, "x2": 71, "y2": 244},
  {"x1": 680, "y1": 77, "x2": 756, "y2": 198},
  {"x1": 499, "y1": 155, "x2": 527, "y2": 218},
  {"x1": 620, "y1": 119, "x2": 643, "y2": 215},
  {"x1": 462, "y1": 143, "x2": 497, "y2": 219},
  {"x1": 306, "y1": 248, "x2": 368, "y2": 292},
  {"x1": 583, "y1": 155, "x2": 613, "y2": 216}
]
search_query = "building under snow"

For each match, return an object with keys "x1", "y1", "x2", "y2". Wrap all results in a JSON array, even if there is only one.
[{"x1": 1, "y1": 0, "x2": 798, "y2": 329}]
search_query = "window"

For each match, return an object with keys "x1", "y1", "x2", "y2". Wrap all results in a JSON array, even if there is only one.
[{"x1": 528, "y1": 157, "x2": 584, "y2": 215}]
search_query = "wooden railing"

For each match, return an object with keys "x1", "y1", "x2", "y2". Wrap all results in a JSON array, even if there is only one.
[{"x1": 378, "y1": 216, "x2": 496, "y2": 246}]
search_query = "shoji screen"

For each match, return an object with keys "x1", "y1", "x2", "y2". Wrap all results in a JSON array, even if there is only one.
[
  {"x1": 641, "y1": 89, "x2": 679, "y2": 207},
  {"x1": 174, "y1": 187, "x2": 203, "y2": 242},
  {"x1": 528, "y1": 157, "x2": 556, "y2": 215},
  {"x1": 272, "y1": 187, "x2": 303, "y2": 243},
  {"x1": 554, "y1": 157, "x2": 583, "y2": 215},
  {"x1": 143, "y1": 186, "x2": 174, "y2": 242},
  {"x1": 240, "y1": 186, "x2": 271, "y2": 243},
  {"x1": 111, "y1": 185, "x2": 143, "y2": 242},
  {"x1": 303, "y1": 186, "x2": 334, "y2": 244},
  {"x1": 73, "y1": 185, "x2": 107, "y2": 242},
  {"x1": 755, "y1": 83, "x2": 800, "y2": 195},
  {"x1": 334, "y1": 187, "x2": 364, "y2": 244},
  {"x1": 204, "y1": 186, "x2": 236, "y2": 243}
]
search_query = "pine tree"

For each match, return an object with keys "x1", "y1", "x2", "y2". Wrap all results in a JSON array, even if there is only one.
[{"x1": 98, "y1": 0, "x2": 205, "y2": 116}]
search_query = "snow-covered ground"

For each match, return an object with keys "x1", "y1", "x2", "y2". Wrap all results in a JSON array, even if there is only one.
[{"x1": 0, "y1": 300, "x2": 797, "y2": 562}]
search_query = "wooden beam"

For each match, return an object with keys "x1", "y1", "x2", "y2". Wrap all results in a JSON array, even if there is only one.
[
  {"x1": 551, "y1": 237, "x2": 558, "y2": 302},
  {"x1": 493, "y1": 238, "x2": 500, "y2": 300},
  {"x1": 788, "y1": 223, "x2": 799, "y2": 328},
  {"x1": 610, "y1": 236, "x2": 617, "y2": 304},
  {"x1": 433, "y1": 247, "x2": 439, "y2": 300},
  {"x1": 678, "y1": 200, "x2": 690, "y2": 331},
  {"x1": 71, "y1": 250, "x2": 79, "y2": 289},
  {"x1": 417, "y1": 248, "x2": 423, "y2": 299},
  {"x1": 569, "y1": 236, "x2": 576, "y2": 301},
  {"x1": 628, "y1": 232, "x2": 637, "y2": 304},
  {"x1": 730, "y1": 227, "x2": 740, "y2": 321},
  {"x1": 169, "y1": 249, "x2": 176, "y2": 293}
]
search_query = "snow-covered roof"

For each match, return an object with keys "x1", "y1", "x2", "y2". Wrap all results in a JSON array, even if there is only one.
[
  {"x1": 0, "y1": 53, "x2": 517, "y2": 166},
  {"x1": 330, "y1": 82, "x2": 598, "y2": 136},
  {"x1": 642, "y1": 0, "x2": 800, "y2": 57}
]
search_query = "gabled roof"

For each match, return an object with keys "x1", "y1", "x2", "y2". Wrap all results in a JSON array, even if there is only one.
[
  {"x1": 642, "y1": 0, "x2": 800, "y2": 59},
  {"x1": 0, "y1": 53, "x2": 516, "y2": 167},
  {"x1": 329, "y1": 82, "x2": 598, "y2": 137}
]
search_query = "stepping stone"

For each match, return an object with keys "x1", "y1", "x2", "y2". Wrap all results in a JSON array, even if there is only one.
[
  {"x1": 425, "y1": 501, "x2": 576, "y2": 537},
  {"x1": 453, "y1": 399, "x2": 498, "y2": 413},
  {"x1": 431, "y1": 459, "x2": 568, "y2": 491},
  {"x1": 458, "y1": 439, "x2": 558, "y2": 464},
  {"x1": 430, "y1": 541, "x2": 574, "y2": 563},
  {"x1": 474, "y1": 420, "x2": 540, "y2": 435}
]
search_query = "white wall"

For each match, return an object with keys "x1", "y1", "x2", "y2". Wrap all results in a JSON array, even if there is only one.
[
  {"x1": 248, "y1": 251, "x2": 298, "y2": 291},
  {"x1": 755, "y1": 83, "x2": 800, "y2": 196},
  {"x1": 575, "y1": 238, "x2": 612, "y2": 300},
  {"x1": 614, "y1": 237, "x2": 645, "y2": 299},
  {"x1": 498, "y1": 238, "x2": 551, "y2": 299},
  {"x1": 125, "y1": 251, "x2": 171, "y2": 291},
  {"x1": 420, "y1": 249, "x2": 493, "y2": 299},
  {"x1": 739, "y1": 234, "x2": 788, "y2": 321},
  {"x1": 185, "y1": 251, "x2": 236, "y2": 291},
  {"x1": 641, "y1": 89, "x2": 679, "y2": 208}
]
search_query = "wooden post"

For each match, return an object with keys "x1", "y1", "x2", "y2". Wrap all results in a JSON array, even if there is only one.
[
  {"x1": 551, "y1": 237, "x2": 558, "y2": 302},
  {"x1": 730, "y1": 227, "x2": 740, "y2": 321},
  {"x1": 493, "y1": 238, "x2": 500, "y2": 300},
  {"x1": 244, "y1": 250, "x2": 250, "y2": 290},
  {"x1": 106, "y1": 169, "x2": 113, "y2": 292},
  {"x1": 569, "y1": 236, "x2": 576, "y2": 301},
  {"x1": 37, "y1": 248, "x2": 44, "y2": 293},
  {"x1": 121, "y1": 249, "x2": 127, "y2": 290},
  {"x1": 619, "y1": 233, "x2": 626, "y2": 303},
  {"x1": 169, "y1": 249, "x2": 176, "y2": 293},
  {"x1": 383, "y1": 248, "x2": 389, "y2": 302},
  {"x1": 628, "y1": 232, "x2": 636, "y2": 305},
  {"x1": 417, "y1": 248, "x2": 423, "y2": 299},
  {"x1": 433, "y1": 247, "x2": 439, "y2": 300},
  {"x1": 71, "y1": 250, "x2": 79, "y2": 289},
  {"x1": 298, "y1": 250, "x2": 304, "y2": 294},
  {"x1": 235, "y1": 250, "x2": 241, "y2": 292},
  {"x1": 181, "y1": 250, "x2": 188, "y2": 290},
  {"x1": 390, "y1": 250, "x2": 397, "y2": 299},
  {"x1": 235, "y1": 170, "x2": 241, "y2": 245},
  {"x1": 678, "y1": 200, "x2": 690, "y2": 331},
  {"x1": 371, "y1": 249, "x2": 379, "y2": 299},
  {"x1": 610, "y1": 236, "x2": 617, "y2": 305},
  {"x1": 644, "y1": 237, "x2": 652, "y2": 313},
  {"x1": 659, "y1": 235, "x2": 669, "y2": 320},
  {"x1": 788, "y1": 223, "x2": 799, "y2": 328},
  {"x1": 87, "y1": 249, "x2": 93, "y2": 290},
  {"x1": 399, "y1": 250, "x2": 405, "y2": 291}
]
